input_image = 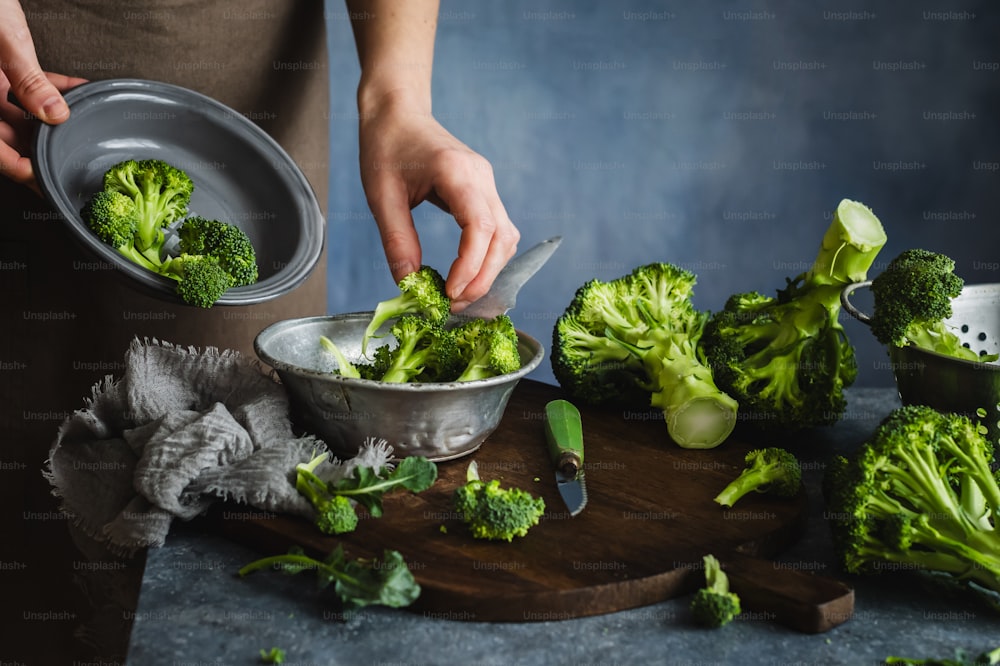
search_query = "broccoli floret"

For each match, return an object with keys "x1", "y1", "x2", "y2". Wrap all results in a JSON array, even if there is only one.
[
  {"x1": 452, "y1": 314, "x2": 522, "y2": 382},
  {"x1": 823, "y1": 405, "x2": 1000, "y2": 596},
  {"x1": 552, "y1": 262, "x2": 738, "y2": 450},
  {"x1": 319, "y1": 335, "x2": 363, "y2": 379},
  {"x1": 453, "y1": 461, "x2": 545, "y2": 541},
  {"x1": 870, "y1": 248, "x2": 997, "y2": 363},
  {"x1": 362, "y1": 266, "x2": 451, "y2": 355},
  {"x1": 294, "y1": 452, "x2": 360, "y2": 535},
  {"x1": 161, "y1": 216, "x2": 259, "y2": 307},
  {"x1": 102, "y1": 158, "x2": 193, "y2": 258},
  {"x1": 701, "y1": 199, "x2": 887, "y2": 431},
  {"x1": 163, "y1": 254, "x2": 234, "y2": 309},
  {"x1": 379, "y1": 315, "x2": 460, "y2": 383},
  {"x1": 81, "y1": 189, "x2": 163, "y2": 272},
  {"x1": 178, "y1": 215, "x2": 259, "y2": 287},
  {"x1": 713, "y1": 447, "x2": 802, "y2": 508},
  {"x1": 293, "y1": 450, "x2": 437, "y2": 535},
  {"x1": 689, "y1": 554, "x2": 741, "y2": 628}
]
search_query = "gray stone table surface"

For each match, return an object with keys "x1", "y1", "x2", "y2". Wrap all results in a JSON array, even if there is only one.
[{"x1": 126, "y1": 388, "x2": 1000, "y2": 666}]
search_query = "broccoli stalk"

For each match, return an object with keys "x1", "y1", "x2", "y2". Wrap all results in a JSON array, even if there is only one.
[
  {"x1": 319, "y1": 335, "x2": 362, "y2": 379},
  {"x1": 823, "y1": 405, "x2": 1000, "y2": 596},
  {"x1": 453, "y1": 461, "x2": 545, "y2": 541},
  {"x1": 362, "y1": 266, "x2": 451, "y2": 356},
  {"x1": 689, "y1": 554, "x2": 742, "y2": 628},
  {"x1": 701, "y1": 199, "x2": 887, "y2": 431},
  {"x1": 453, "y1": 314, "x2": 522, "y2": 382},
  {"x1": 870, "y1": 248, "x2": 998, "y2": 362},
  {"x1": 713, "y1": 447, "x2": 802, "y2": 508},
  {"x1": 552, "y1": 262, "x2": 738, "y2": 450},
  {"x1": 239, "y1": 545, "x2": 421, "y2": 610}
]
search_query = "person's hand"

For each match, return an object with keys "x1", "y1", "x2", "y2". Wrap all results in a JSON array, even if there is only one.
[
  {"x1": 358, "y1": 88, "x2": 520, "y2": 311},
  {"x1": 0, "y1": 0, "x2": 87, "y2": 191}
]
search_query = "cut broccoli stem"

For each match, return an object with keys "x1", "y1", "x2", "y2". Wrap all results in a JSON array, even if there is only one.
[
  {"x1": 648, "y1": 354, "x2": 738, "y2": 450},
  {"x1": 810, "y1": 198, "x2": 889, "y2": 287}
]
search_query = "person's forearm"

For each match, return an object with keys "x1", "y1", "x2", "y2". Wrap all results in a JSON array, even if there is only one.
[{"x1": 346, "y1": 0, "x2": 438, "y2": 116}]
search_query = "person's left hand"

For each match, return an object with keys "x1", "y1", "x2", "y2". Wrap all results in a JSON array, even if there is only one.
[{"x1": 357, "y1": 88, "x2": 520, "y2": 312}]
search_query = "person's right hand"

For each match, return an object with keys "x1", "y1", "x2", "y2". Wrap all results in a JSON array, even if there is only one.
[{"x1": 0, "y1": 0, "x2": 86, "y2": 192}]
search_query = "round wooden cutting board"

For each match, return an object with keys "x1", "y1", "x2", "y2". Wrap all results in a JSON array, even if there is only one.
[{"x1": 218, "y1": 379, "x2": 851, "y2": 630}]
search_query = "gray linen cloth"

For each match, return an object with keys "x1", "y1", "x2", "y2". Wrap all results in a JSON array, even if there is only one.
[{"x1": 45, "y1": 338, "x2": 391, "y2": 555}]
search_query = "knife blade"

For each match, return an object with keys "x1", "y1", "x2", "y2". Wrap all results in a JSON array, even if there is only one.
[
  {"x1": 460, "y1": 236, "x2": 562, "y2": 319},
  {"x1": 543, "y1": 399, "x2": 588, "y2": 516}
]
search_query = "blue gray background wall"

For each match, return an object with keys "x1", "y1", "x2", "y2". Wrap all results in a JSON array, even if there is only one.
[{"x1": 323, "y1": 0, "x2": 1000, "y2": 388}]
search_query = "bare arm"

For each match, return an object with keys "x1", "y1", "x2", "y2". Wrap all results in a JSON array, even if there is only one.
[{"x1": 346, "y1": 0, "x2": 520, "y2": 310}]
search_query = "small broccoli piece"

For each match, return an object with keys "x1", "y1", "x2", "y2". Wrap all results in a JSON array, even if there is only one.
[
  {"x1": 823, "y1": 405, "x2": 1000, "y2": 596},
  {"x1": 81, "y1": 189, "x2": 162, "y2": 272},
  {"x1": 259, "y1": 647, "x2": 286, "y2": 664},
  {"x1": 689, "y1": 554, "x2": 741, "y2": 628},
  {"x1": 178, "y1": 215, "x2": 258, "y2": 287},
  {"x1": 870, "y1": 248, "x2": 998, "y2": 362},
  {"x1": 163, "y1": 254, "x2": 234, "y2": 309},
  {"x1": 714, "y1": 447, "x2": 802, "y2": 508},
  {"x1": 453, "y1": 461, "x2": 545, "y2": 542},
  {"x1": 319, "y1": 335, "x2": 362, "y2": 379},
  {"x1": 161, "y1": 216, "x2": 259, "y2": 307},
  {"x1": 294, "y1": 452, "x2": 360, "y2": 535},
  {"x1": 362, "y1": 266, "x2": 451, "y2": 355},
  {"x1": 701, "y1": 199, "x2": 887, "y2": 431},
  {"x1": 552, "y1": 262, "x2": 738, "y2": 450},
  {"x1": 453, "y1": 314, "x2": 522, "y2": 382},
  {"x1": 103, "y1": 158, "x2": 193, "y2": 258},
  {"x1": 378, "y1": 315, "x2": 460, "y2": 383}
]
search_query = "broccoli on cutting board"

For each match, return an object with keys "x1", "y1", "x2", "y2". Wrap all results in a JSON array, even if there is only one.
[
  {"x1": 452, "y1": 461, "x2": 545, "y2": 542},
  {"x1": 713, "y1": 447, "x2": 802, "y2": 508}
]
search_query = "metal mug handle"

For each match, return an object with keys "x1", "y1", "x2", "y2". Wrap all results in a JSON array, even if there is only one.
[{"x1": 840, "y1": 280, "x2": 873, "y2": 326}]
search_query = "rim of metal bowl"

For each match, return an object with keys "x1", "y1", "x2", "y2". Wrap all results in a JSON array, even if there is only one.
[
  {"x1": 841, "y1": 280, "x2": 1000, "y2": 371},
  {"x1": 254, "y1": 313, "x2": 545, "y2": 390}
]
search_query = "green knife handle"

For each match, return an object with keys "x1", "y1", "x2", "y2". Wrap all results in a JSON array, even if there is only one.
[{"x1": 545, "y1": 399, "x2": 584, "y2": 475}]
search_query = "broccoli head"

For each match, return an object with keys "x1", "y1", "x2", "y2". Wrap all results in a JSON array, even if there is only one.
[
  {"x1": 701, "y1": 199, "x2": 886, "y2": 431},
  {"x1": 713, "y1": 447, "x2": 802, "y2": 508},
  {"x1": 362, "y1": 266, "x2": 451, "y2": 355},
  {"x1": 453, "y1": 461, "x2": 545, "y2": 542},
  {"x1": 870, "y1": 248, "x2": 997, "y2": 362},
  {"x1": 103, "y1": 158, "x2": 193, "y2": 255},
  {"x1": 823, "y1": 405, "x2": 1000, "y2": 596},
  {"x1": 294, "y1": 453, "x2": 360, "y2": 535},
  {"x1": 378, "y1": 315, "x2": 460, "y2": 383},
  {"x1": 452, "y1": 314, "x2": 522, "y2": 382},
  {"x1": 552, "y1": 262, "x2": 738, "y2": 450},
  {"x1": 81, "y1": 189, "x2": 162, "y2": 272},
  {"x1": 164, "y1": 254, "x2": 234, "y2": 309},
  {"x1": 689, "y1": 554, "x2": 741, "y2": 628},
  {"x1": 162, "y1": 216, "x2": 259, "y2": 307}
]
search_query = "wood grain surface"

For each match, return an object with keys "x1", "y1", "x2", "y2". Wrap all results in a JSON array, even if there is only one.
[{"x1": 216, "y1": 379, "x2": 853, "y2": 629}]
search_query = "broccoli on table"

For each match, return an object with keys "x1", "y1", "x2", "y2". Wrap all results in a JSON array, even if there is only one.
[
  {"x1": 453, "y1": 461, "x2": 545, "y2": 542},
  {"x1": 452, "y1": 314, "x2": 521, "y2": 382},
  {"x1": 294, "y1": 450, "x2": 437, "y2": 535},
  {"x1": 700, "y1": 198, "x2": 887, "y2": 431},
  {"x1": 551, "y1": 262, "x2": 738, "y2": 450},
  {"x1": 870, "y1": 248, "x2": 998, "y2": 362},
  {"x1": 714, "y1": 447, "x2": 802, "y2": 508},
  {"x1": 362, "y1": 266, "x2": 451, "y2": 355},
  {"x1": 823, "y1": 405, "x2": 1000, "y2": 596},
  {"x1": 689, "y1": 554, "x2": 741, "y2": 628}
]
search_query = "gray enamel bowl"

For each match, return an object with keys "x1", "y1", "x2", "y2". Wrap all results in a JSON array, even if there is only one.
[
  {"x1": 842, "y1": 281, "x2": 1000, "y2": 442},
  {"x1": 32, "y1": 79, "x2": 324, "y2": 306},
  {"x1": 254, "y1": 313, "x2": 545, "y2": 461}
]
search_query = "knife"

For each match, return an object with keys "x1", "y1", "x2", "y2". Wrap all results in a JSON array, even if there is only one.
[
  {"x1": 460, "y1": 236, "x2": 562, "y2": 319},
  {"x1": 544, "y1": 399, "x2": 588, "y2": 516}
]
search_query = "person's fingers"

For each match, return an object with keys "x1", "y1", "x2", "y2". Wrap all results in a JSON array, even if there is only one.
[
  {"x1": 0, "y1": 4, "x2": 71, "y2": 123},
  {"x1": 365, "y1": 171, "x2": 423, "y2": 283}
]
